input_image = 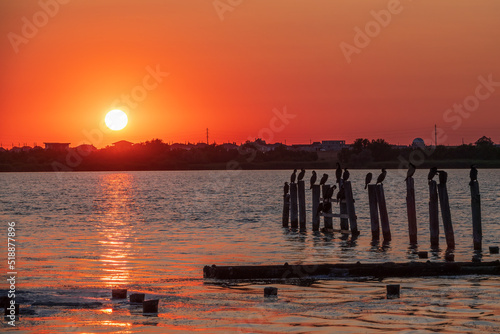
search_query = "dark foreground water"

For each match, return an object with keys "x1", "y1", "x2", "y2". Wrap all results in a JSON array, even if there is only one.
[{"x1": 1, "y1": 169, "x2": 499, "y2": 333}]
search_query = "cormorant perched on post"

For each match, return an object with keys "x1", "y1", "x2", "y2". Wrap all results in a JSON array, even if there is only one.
[
  {"x1": 428, "y1": 167, "x2": 438, "y2": 184},
  {"x1": 319, "y1": 173, "x2": 328, "y2": 185},
  {"x1": 405, "y1": 163, "x2": 416, "y2": 182},
  {"x1": 310, "y1": 171, "x2": 317, "y2": 189},
  {"x1": 470, "y1": 165, "x2": 478, "y2": 183},
  {"x1": 323, "y1": 201, "x2": 332, "y2": 213},
  {"x1": 297, "y1": 168, "x2": 305, "y2": 182},
  {"x1": 342, "y1": 168, "x2": 350, "y2": 182},
  {"x1": 283, "y1": 182, "x2": 289, "y2": 196},
  {"x1": 376, "y1": 169, "x2": 387, "y2": 184},
  {"x1": 336, "y1": 162, "x2": 342, "y2": 184},
  {"x1": 316, "y1": 203, "x2": 324, "y2": 217},
  {"x1": 290, "y1": 169, "x2": 297, "y2": 183},
  {"x1": 364, "y1": 172, "x2": 373, "y2": 189},
  {"x1": 438, "y1": 170, "x2": 448, "y2": 185},
  {"x1": 323, "y1": 185, "x2": 337, "y2": 200},
  {"x1": 336, "y1": 186, "x2": 345, "y2": 203}
]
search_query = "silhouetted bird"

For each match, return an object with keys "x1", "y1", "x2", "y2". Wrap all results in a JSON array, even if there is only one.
[
  {"x1": 336, "y1": 162, "x2": 342, "y2": 184},
  {"x1": 428, "y1": 167, "x2": 438, "y2": 184},
  {"x1": 319, "y1": 173, "x2": 328, "y2": 185},
  {"x1": 290, "y1": 169, "x2": 297, "y2": 183},
  {"x1": 438, "y1": 170, "x2": 448, "y2": 185},
  {"x1": 364, "y1": 172, "x2": 373, "y2": 189},
  {"x1": 316, "y1": 203, "x2": 324, "y2": 217},
  {"x1": 323, "y1": 201, "x2": 332, "y2": 213},
  {"x1": 310, "y1": 171, "x2": 317, "y2": 189},
  {"x1": 297, "y1": 168, "x2": 305, "y2": 181},
  {"x1": 342, "y1": 168, "x2": 350, "y2": 182},
  {"x1": 337, "y1": 186, "x2": 345, "y2": 203},
  {"x1": 405, "y1": 163, "x2": 416, "y2": 182},
  {"x1": 323, "y1": 185, "x2": 337, "y2": 200},
  {"x1": 470, "y1": 165, "x2": 478, "y2": 183},
  {"x1": 283, "y1": 182, "x2": 289, "y2": 196},
  {"x1": 376, "y1": 169, "x2": 387, "y2": 184}
]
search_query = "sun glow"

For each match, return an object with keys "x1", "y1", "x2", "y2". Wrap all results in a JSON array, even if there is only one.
[{"x1": 105, "y1": 109, "x2": 128, "y2": 131}]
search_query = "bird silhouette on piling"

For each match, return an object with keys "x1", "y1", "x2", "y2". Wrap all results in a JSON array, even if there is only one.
[
  {"x1": 310, "y1": 171, "x2": 317, "y2": 189},
  {"x1": 297, "y1": 168, "x2": 305, "y2": 182},
  {"x1": 469, "y1": 165, "x2": 478, "y2": 185},
  {"x1": 428, "y1": 167, "x2": 438, "y2": 184},
  {"x1": 376, "y1": 169, "x2": 387, "y2": 184},
  {"x1": 405, "y1": 163, "x2": 416, "y2": 182},
  {"x1": 323, "y1": 185, "x2": 337, "y2": 201},
  {"x1": 336, "y1": 186, "x2": 345, "y2": 203},
  {"x1": 283, "y1": 182, "x2": 289, "y2": 196},
  {"x1": 319, "y1": 173, "x2": 329, "y2": 186},
  {"x1": 342, "y1": 168, "x2": 350, "y2": 182},
  {"x1": 364, "y1": 172, "x2": 373, "y2": 189},
  {"x1": 290, "y1": 169, "x2": 297, "y2": 183},
  {"x1": 438, "y1": 170, "x2": 448, "y2": 185}
]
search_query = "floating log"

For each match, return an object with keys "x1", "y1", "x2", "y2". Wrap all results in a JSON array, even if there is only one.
[
  {"x1": 203, "y1": 260, "x2": 500, "y2": 280},
  {"x1": 470, "y1": 180, "x2": 482, "y2": 250},
  {"x1": 367, "y1": 184, "x2": 380, "y2": 240},
  {"x1": 428, "y1": 180, "x2": 439, "y2": 247},
  {"x1": 282, "y1": 194, "x2": 290, "y2": 228},
  {"x1": 311, "y1": 185, "x2": 320, "y2": 231},
  {"x1": 290, "y1": 183, "x2": 298, "y2": 228},
  {"x1": 298, "y1": 180, "x2": 306, "y2": 229},
  {"x1": 438, "y1": 183, "x2": 455, "y2": 249},
  {"x1": 376, "y1": 184, "x2": 391, "y2": 241},
  {"x1": 406, "y1": 177, "x2": 417, "y2": 244},
  {"x1": 344, "y1": 181, "x2": 359, "y2": 236}
]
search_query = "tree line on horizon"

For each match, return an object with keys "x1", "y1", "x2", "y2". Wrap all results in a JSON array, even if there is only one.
[{"x1": 0, "y1": 136, "x2": 498, "y2": 172}]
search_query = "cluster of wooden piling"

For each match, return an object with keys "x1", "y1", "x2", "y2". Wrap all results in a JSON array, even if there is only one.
[
  {"x1": 111, "y1": 289, "x2": 159, "y2": 314},
  {"x1": 283, "y1": 171, "x2": 486, "y2": 251}
]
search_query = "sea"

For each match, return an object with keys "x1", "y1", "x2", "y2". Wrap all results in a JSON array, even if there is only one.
[{"x1": 1, "y1": 169, "x2": 499, "y2": 333}]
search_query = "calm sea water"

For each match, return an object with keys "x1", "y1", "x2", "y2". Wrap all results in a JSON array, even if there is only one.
[{"x1": 1, "y1": 169, "x2": 499, "y2": 333}]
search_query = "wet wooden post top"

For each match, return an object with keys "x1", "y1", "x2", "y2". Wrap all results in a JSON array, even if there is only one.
[
  {"x1": 470, "y1": 180, "x2": 482, "y2": 250},
  {"x1": 406, "y1": 177, "x2": 417, "y2": 244}
]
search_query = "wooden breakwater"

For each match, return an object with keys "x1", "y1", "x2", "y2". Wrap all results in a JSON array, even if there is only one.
[
  {"x1": 203, "y1": 260, "x2": 500, "y2": 280},
  {"x1": 282, "y1": 168, "x2": 486, "y2": 251}
]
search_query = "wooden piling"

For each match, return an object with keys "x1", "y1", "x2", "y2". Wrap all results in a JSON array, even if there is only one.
[
  {"x1": 112, "y1": 289, "x2": 127, "y2": 299},
  {"x1": 322, "y1": 185, "x2": 333, "y2": 229},
  {"x1": 264, "y1": 287, "x2": 278, "y2": 297},
  {"x1": 143, "y1": 299, "x2": 159, "y2": 314},
  {"x1": 312, "y1": 185, "x2": 320, "y2": 231},
  {"x1": 428, "y1": 180, "x2": 439, "y2": 247},
  {"x1": 386, "y1": 284, "x2": 400, "y2": 299},
  {"x1": 376, "y1": 184, "x2": 391, "y2": 241},
  {"x1": 290, "y1": 183, "x2": 298, "y2": 228},
  {"x1": 470, "y1": 180, "x2": 482, "y2": 250},
  {"x1": 130, "y1": 293, "x2": 145, "y2": 304},
  {"x1": 282, "y1": 194, "x2": 290, "y2": 228},
  {"x1": 406, "y1": 177, "x2": 417, "y2": 244},
  {"x1": 367, "y1": 184, "x2": 380, "y2": 240},
  {"x1": 438, "y1": 183, "x2": 455, "y2": 249},
  {"x1": 344, "y1": 181, "x2": 359, "y2": 236},
  {"x1": 298, "y1": 180, "x2": 306, "y2": 229}
]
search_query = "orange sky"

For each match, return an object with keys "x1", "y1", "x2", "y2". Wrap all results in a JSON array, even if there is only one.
[{"x1": 1, "y1": 0, "x2": 499, "y2": 148}]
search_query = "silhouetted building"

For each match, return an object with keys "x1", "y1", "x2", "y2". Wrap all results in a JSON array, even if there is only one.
[
  {"x1": 112, "y1": 140, "x2": 134, "y2": 150},
  {"x1": 412, "y1": 138, "x2": 425, "y2": 149},
  {"x1": 44, "y1": 143, "x2": 70, "y2": 151},
  {"x1": 321, "y1": 140, "x2": 346, "y2": 151}
]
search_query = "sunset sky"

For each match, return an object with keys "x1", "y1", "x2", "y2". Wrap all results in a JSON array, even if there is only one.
[{"x1": 1, "y1": 0, "x2": 499, "y2": 148}]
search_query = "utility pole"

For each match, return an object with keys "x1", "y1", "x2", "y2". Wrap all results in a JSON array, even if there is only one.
[
  {"x1": 435, "y1": 124, "x2": 437, "y2": 147},
  {"x1": 206, "y1": 128, "x2": 209, "y2": 145}
]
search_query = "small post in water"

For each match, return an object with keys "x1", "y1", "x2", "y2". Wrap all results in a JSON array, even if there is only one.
[
  {"x1": 290, "y1": 183, "x2": 298, "y2": 228},
  {"x1": 376, "y1": 184, "x2": 391, "y2": 241},
  {"x1": 312, "y1": 185, "x2": 320, "y2": 231},
  {"x1": 322, "y1": 184, "x2": 333, "y2": 229},
  {"x1": 470, "y1": 180, "x2": 482, "y2": 250},
  {"x1": 406, "y1": 177, "x2": 418, "y2": 244},
  {"x1": 367, "y1": 184, "x2": 380, "y2": 240},
  {"x1": 344, "y1": 181, "x2": 359, "y2": 236},
  {"x1": 282, "y1": 194, "x2": 290, "y2": 228},
  {"x1": 428, "y1": 180, "x2": 439, "y2": 248},
  {"x1": 438, "y1": 181, "x2": 455, "y2": 249},
  {"x1": 298, "y1": 180, "x2": 306, "y2": 229}
]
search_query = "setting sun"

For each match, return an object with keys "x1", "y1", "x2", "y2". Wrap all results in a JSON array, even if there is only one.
[{"x1": 105, "y1": 109, "x2": 128, "y2": 131}]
